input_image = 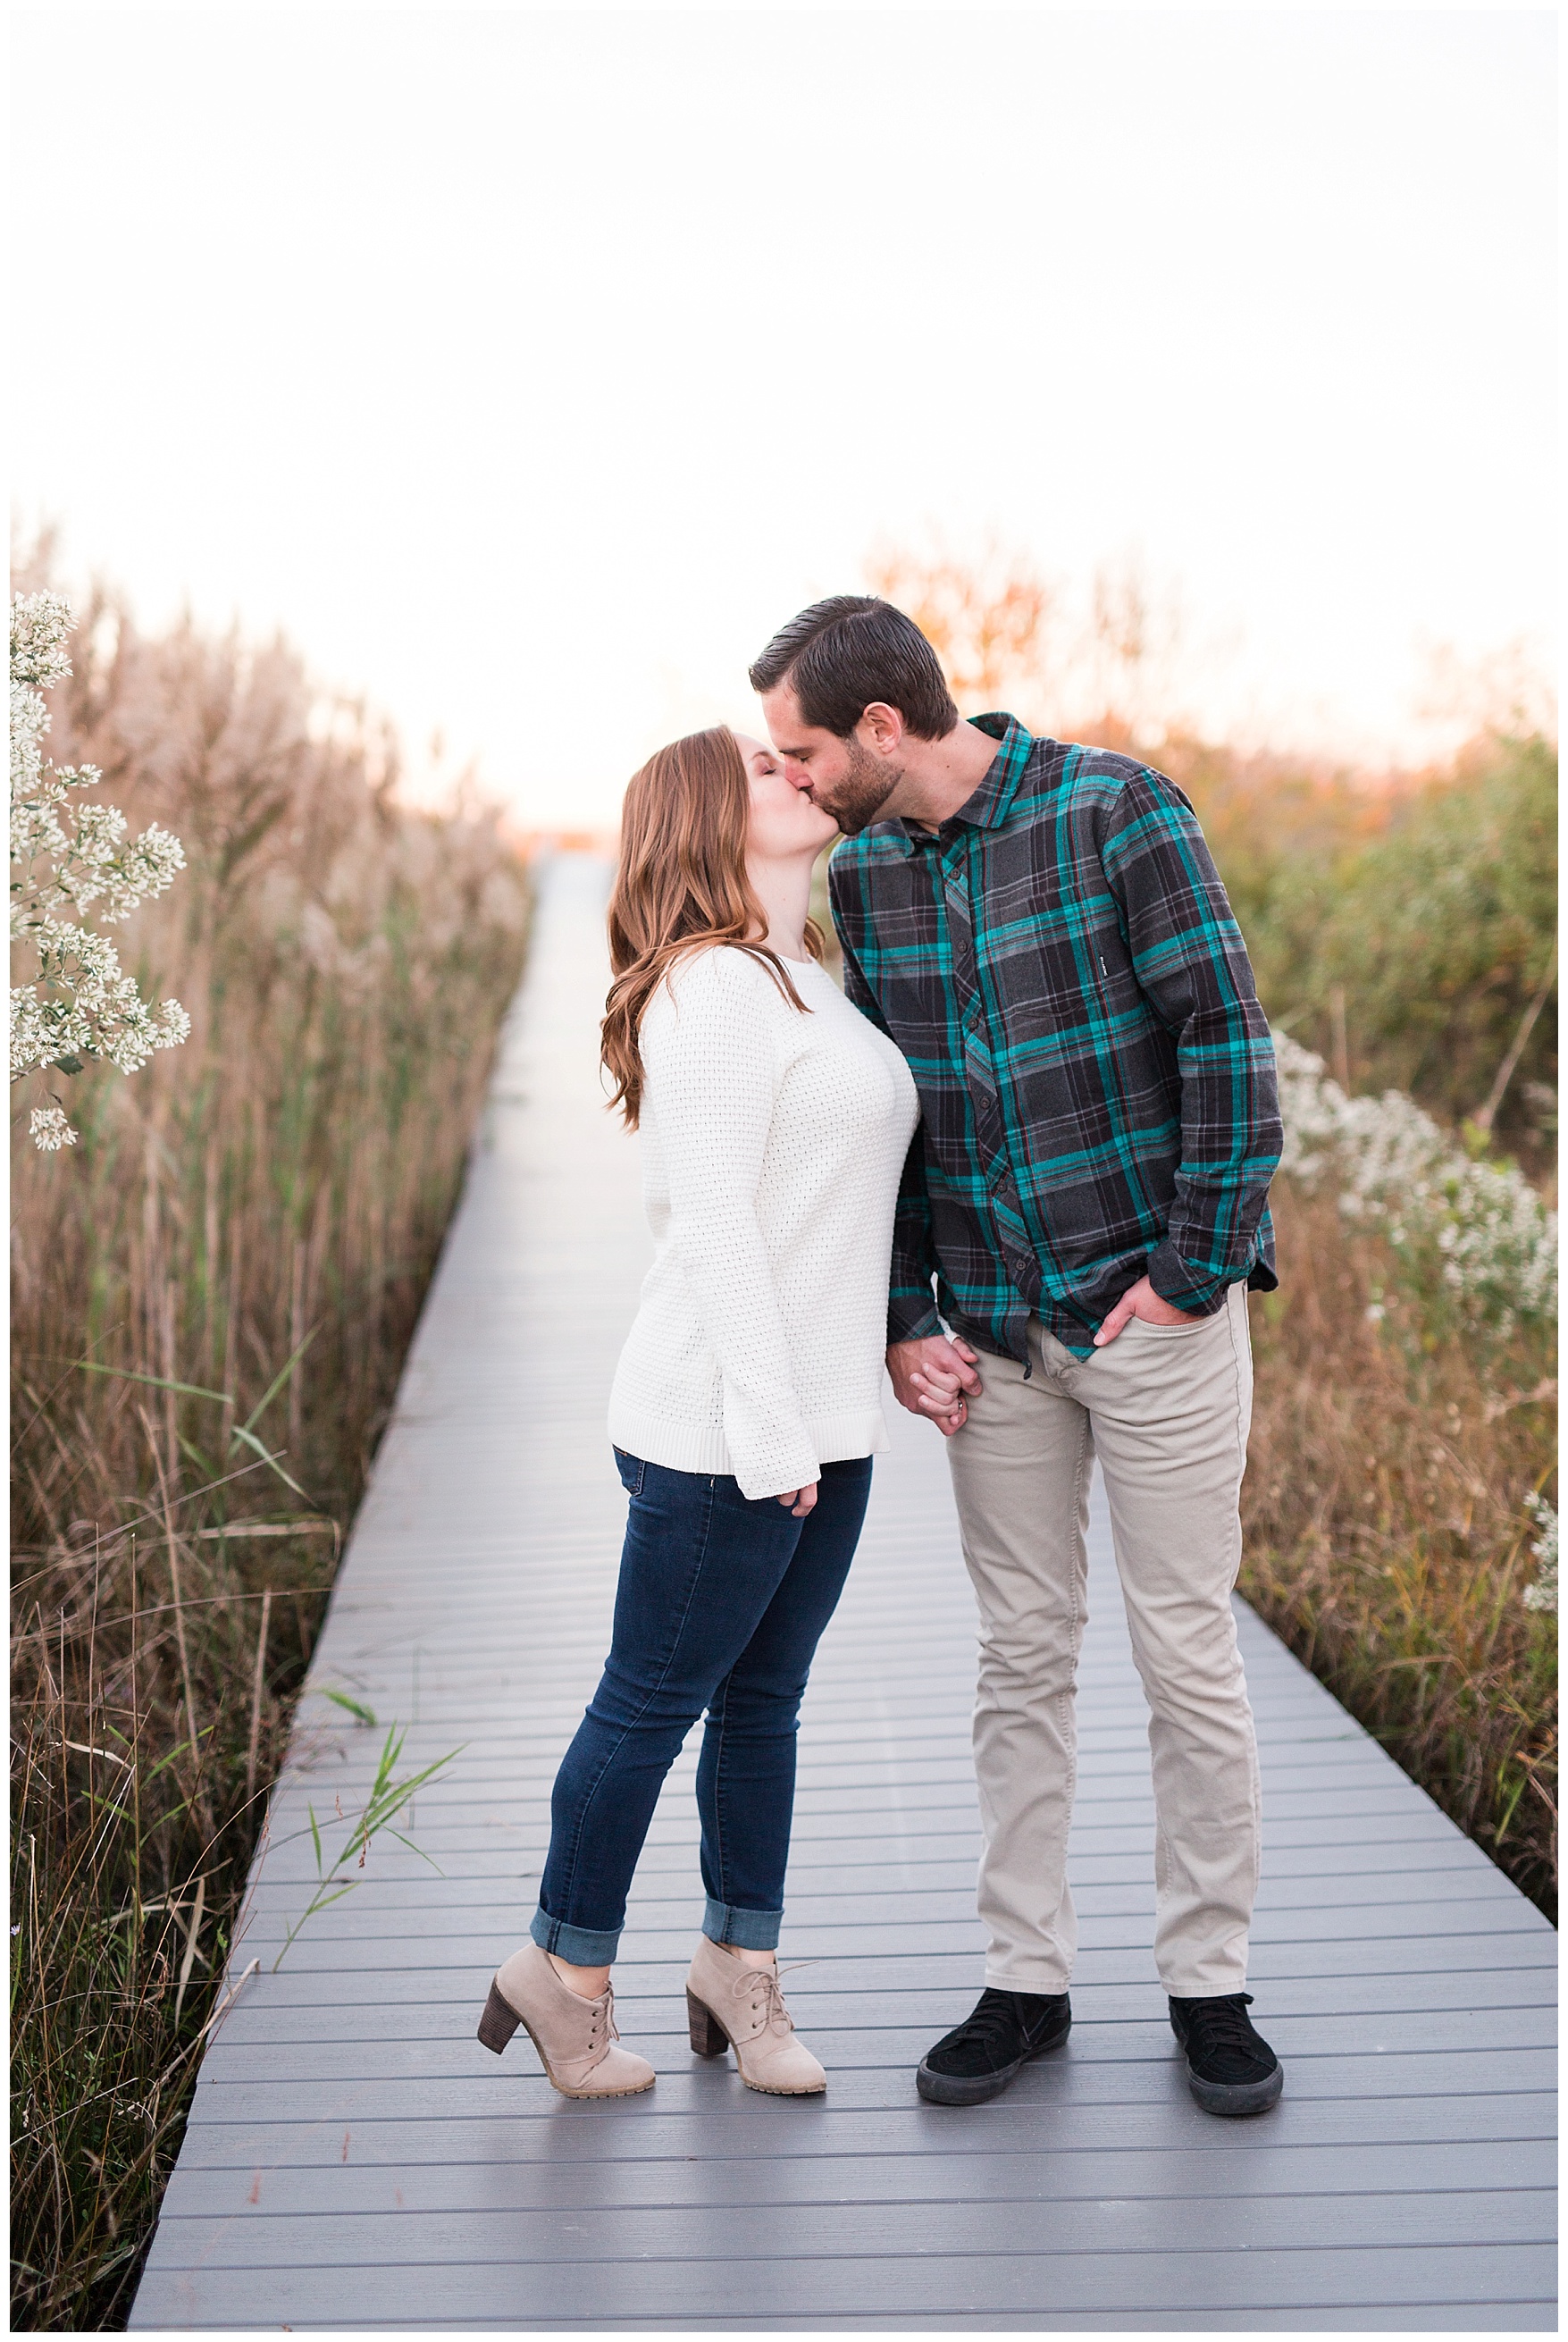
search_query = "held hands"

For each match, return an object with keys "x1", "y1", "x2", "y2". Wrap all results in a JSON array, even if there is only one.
[
  {"x1": 883, "y1": 1281, "x2": 1195, "y2": 1440},
  {"x1": 1093, "y1": 1273, "x2": 1197, "y2": 1345},
  {"x1": 776, "y1": 1483, "x2": 818, "y2": 1517},
  {"x1": 887, "y1": 1335, "x2": 983, "y2": 1437}
]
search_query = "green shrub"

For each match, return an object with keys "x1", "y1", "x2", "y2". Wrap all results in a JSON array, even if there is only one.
[{"x1": 1177, "y1": 731, "x2": 1558, "y2": 1148}]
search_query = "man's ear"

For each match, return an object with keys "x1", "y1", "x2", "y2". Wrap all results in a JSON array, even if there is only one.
[{"x1": 857, "y1": 702, "x2": 906, "y2": 756}]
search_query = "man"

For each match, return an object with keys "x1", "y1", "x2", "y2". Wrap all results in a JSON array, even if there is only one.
[{"x1": 750, "y1": 596, "x2": 1285, "y2": 2118}]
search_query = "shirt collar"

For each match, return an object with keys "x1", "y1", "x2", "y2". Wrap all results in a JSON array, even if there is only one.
[{"x1": 893, "y1": 712, "x2": 1034, "y2": 853}]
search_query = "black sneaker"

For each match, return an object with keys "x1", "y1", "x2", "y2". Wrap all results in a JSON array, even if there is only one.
[
  {"x1": 1169, "y1": 1992, "x2": 1284, "y2": 2115},
  {"x1": 916, "y1": 1987, "x2": 1071, "y2": 2106}
]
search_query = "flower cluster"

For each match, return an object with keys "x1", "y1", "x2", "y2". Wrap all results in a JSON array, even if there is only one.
[
  {"x1": 1274, "y1": 1031, "x2": 1557, "y2": 1339},
  {"x1": 11, "y1": 918, "x2": 192, "y2": 1080},
  {"x1": 1522, "y1": 1493, "x2": 1558, "y2": 1616},
  {"x1": 11, "y1": 593, "x2": 189, "y2": 1146},
  {"x1": 28, "y1": 1104, "x2": 76, "y2": 1152}
]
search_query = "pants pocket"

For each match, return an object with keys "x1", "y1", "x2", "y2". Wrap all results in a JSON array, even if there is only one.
[
  {"x1": 613, "y1": 1447, "x2": 647, "y2": 1497},
  {"x1": 1120, "y1": 1309, "x2": 1215, "y2": 1339}
]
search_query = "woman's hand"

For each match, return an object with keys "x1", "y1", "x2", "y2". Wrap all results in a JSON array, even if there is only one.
[{"x1": 776, "y1": 1482, "x2": 818, "y2": 1518}]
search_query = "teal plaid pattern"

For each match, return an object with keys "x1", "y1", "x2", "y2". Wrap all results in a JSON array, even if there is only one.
[{"x1": 829, "y1": 714, "x2": 1281, "y2": 1364}]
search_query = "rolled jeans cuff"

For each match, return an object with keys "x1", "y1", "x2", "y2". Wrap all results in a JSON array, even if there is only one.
[
  {"x1": 703, "y1": 1895, "x2": 783, "y2": 1952},
  {"x1": 530, "y1": 1906, "x2": 621, "y2": 1966}
]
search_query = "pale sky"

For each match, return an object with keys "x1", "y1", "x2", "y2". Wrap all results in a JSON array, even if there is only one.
[{"x1": 11, "y1": 6, "x2": 1556, "y2": 821}]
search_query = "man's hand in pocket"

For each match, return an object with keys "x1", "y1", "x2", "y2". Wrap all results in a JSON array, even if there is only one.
[{"x1": 1093, "y1": 1275, "x2": 1200, "y2": 1347}]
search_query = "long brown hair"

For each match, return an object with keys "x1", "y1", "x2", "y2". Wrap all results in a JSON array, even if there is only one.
[{"x1": 601, "y1": 724, "x2": 824, "y2": 1127}]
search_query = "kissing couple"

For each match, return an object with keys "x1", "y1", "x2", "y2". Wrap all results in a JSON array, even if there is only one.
[{"x1": 479, "y1": 596, "x2": 1287, "y2": 2120}]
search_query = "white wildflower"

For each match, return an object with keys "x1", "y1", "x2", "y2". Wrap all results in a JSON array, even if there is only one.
[
  {"x1": 1522, "y1": 1493, "x2": 1557, "y2": 1616},
  {"x1": 10, "y1": 593, "x2": 189, "y2": 1147},
  {"x1": 28, "y1": 1104, "x2": 76, "y2": 1152},
  {"x1": 1273, "y1": 1031, "x2": 1557, "y2": 1339}
]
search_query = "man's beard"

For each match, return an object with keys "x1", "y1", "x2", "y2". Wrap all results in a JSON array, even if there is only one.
[{"x1": 819, "y1": 735, "x2": 903, "y2": 837}]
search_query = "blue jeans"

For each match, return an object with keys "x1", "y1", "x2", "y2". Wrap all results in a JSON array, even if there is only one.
[{"x1": 531, "y1": 1451, "x2": 873, "y2": 1965}]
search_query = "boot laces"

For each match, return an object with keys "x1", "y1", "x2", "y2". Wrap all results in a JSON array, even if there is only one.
[
  {"x1": 734, "y1": 1962, "x2": 795, "y2": 2035},
  {"x1": 587, "y1": 1984, "x2": 620, "y2": 2052}
]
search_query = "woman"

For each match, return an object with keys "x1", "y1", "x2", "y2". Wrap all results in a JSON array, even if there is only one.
[{"x1": 477, "y1": 724, "x2": 918, "y2": 2098}]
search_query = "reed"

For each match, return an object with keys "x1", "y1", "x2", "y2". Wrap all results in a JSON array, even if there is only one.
[
  {"x1": 10, "y1": 575, "x2": 529, "y2": 2328},
  {"x1": 1243, "y1": 1178, "x2": 1557, "y2": 1916}
]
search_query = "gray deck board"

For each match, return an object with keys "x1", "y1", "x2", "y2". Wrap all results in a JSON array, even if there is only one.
[{"x1": 131, "y1": 854, "x2": 1556, "y2": 2333}]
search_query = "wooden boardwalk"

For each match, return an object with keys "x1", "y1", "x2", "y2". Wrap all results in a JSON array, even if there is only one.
[{"x1": 132, "y1": 853, "x2": 1556, "y2": 2333}]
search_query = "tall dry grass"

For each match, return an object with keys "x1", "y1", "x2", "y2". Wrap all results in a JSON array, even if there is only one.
[
  {"x1": 10, "y1": 573, "x2": 530, "y2": 2329},
  {"x1": 1243, "y1": 1179, "x2": 1556, "y2": 1914}
]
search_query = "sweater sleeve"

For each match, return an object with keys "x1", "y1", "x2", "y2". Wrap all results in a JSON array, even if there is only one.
[{"x1": 640, "y1": 951, "x2": 820, "y2": 1501}]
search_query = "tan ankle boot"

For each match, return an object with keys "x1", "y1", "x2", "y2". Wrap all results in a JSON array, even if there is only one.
[
  {"x1": 477, "y1": 1942, "x2": 655, "y2": 2099},
  {"x1": 685, "y1": 1935, "x2": 826, "y2": 2094}
]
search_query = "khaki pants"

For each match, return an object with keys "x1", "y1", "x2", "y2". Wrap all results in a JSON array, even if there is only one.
[{"x1": 945, "y1": 1284, "x2": 1261, "y2": 1998}]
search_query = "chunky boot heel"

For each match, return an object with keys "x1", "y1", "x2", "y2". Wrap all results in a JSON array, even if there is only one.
[
  {"x1": 687, "y1": 1988, "x2": 730, "y2": 2057},
  {"x1": 478, "y1": 1977, "x2": 522, "y2": 2054}
]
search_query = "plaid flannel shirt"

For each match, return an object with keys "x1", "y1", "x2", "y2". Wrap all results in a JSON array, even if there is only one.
[{"x1": 829, "y1": 714, "x2": 1281, "y2": 1364}]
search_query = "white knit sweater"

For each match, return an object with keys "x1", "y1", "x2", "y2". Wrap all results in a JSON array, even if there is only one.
[{"x1": 607, "y1": 944, "x2": 920, "y2": 1500}]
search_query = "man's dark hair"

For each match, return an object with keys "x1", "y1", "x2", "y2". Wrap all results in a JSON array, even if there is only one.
[{"x1": 748, "y1": 595, "x2": 960, "y2": 742}]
